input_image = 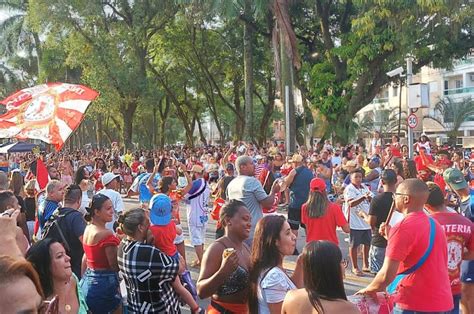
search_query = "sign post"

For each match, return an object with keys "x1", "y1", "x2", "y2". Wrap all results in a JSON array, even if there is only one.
[{"x1": 407, "y1": 113, "x2": 418, "y2": 129}]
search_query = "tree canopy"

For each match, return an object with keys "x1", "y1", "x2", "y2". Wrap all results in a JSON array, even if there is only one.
[{"x1": 0, "y1": 0, "x2": 472, "y2": 148}]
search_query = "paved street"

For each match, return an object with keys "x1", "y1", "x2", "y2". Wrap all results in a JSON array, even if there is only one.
[{"x1": 123, "y1": 197, "x2": 372, "y2": 312}]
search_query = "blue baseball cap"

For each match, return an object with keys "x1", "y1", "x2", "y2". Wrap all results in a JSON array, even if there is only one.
[
  {"x1": 149, "y1": 194, "x2": 172, "y2": 226},
  {"x1": 370, "y1": 156, "x2": 381, "y2": 164}
]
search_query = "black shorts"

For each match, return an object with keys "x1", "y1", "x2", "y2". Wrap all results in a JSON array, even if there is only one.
[
  {"x1": 350, "y1": 229, "x2": 371, "y2": 247},
  {"x1": 287, "y1": 207, "x2": 301, "y2": 230}
]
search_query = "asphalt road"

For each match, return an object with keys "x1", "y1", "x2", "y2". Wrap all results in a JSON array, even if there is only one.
[{"x1": 122, "y1": 197, "x2": 372, "y2": 313}]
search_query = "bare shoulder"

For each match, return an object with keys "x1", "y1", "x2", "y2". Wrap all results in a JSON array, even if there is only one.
[
  {"x1": 84, "y1": 226, "x2": 114, "y2": 244},
  {"x1": 283, "y1": 288, "x2": 306, "y2": 304},
  {"x1": 283, "y1": 289, "x2": 310, "y2": 313},
  {"x1": 96, "y1": 228, "x2": 114, "y2": 240},
  {"x1": 205, "y1": 240, "x2": 226, "y2": 257},
  {"x1": 321, "y1": 299, "x2": 361, "y2": 314},
  {"x1": 340, "y1": 300, "x2": 360, "y2": 313}
]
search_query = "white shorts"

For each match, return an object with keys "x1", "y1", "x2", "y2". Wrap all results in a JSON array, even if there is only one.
[
  {"x1": 174, "y1": 224, "x2": 185, "y2": 245},
  {"x1": 189, "y1": 224, "x2": 206, "y2": 246}
]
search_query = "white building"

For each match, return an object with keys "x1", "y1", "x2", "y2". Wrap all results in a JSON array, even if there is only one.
[{"x1": 357, "y1": 50, "x2": 474, "y2": 146}]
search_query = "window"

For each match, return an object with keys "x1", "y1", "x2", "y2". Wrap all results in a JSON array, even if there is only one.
[
  {"x1": 456, "y1": 80, "x2": 463, "y2": 89},
  {"x1": 392, "y1": 86, "x2": 398, "y2": 97}
]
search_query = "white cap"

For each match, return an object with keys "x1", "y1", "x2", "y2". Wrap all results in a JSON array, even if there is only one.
[{"x1": 101, "y1": 172, "x2": 120, "y2": 186}]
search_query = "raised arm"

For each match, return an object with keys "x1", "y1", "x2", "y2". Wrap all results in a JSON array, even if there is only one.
[
  {"x1": 178, "y1": 163, "x2": 193, "y2": 195},
  {"x1": 146, "y1": 164, "x2": 160, "y2": 194},
  {"x1": 221, "y1": 144, "x2": 235, "y2": 169}
]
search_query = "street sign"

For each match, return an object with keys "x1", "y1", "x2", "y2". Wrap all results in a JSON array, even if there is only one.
[{"x1": 407, "y1": 113, "x2": 418, "y2": 129}]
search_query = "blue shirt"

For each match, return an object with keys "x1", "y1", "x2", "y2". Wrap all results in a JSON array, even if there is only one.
[{"x1": 138, "y1": 173, "x2": 160, "y2": 204}]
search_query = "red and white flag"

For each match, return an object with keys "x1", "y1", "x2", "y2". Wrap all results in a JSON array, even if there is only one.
[{"x1": 0, "y1": 83, "x2": 99, "y2": 150}]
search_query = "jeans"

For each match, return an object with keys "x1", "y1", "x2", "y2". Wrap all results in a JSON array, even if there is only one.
[
  {"x1": 80, "y1": 269, "x2": 121, "y2": 314},
  {"x1": 369, "y1": 245, "x2": 386, "y2": 273}
]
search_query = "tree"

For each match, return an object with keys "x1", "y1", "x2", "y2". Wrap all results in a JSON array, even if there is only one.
[
  {"x1": 294, "y1": 0, "x2": 474, "y2": 143},
  {"x1": 0, "y1": 62, "x2": 21, "y2": 98},
  {"x1": 423, "y1": 97, "x2": 474, "y2": 145},
  {"x1": 0, "y1": 0, "x2": 42, "y2": 78},
  {"x1": 179, "y1": 0, "x2": 273, "y2": 142},
  {"x1": 355, "y1": 109, "x2": 408, "y2": 140},
  {"x1": 28, "y1": 0, "x2": 178, "y2": 147}
]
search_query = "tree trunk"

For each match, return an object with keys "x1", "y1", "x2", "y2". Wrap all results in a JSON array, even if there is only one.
[
  {"x1": 257, "y1": 76, "x2": 276, "y2": 146},
  {"x1": 327, "y1": 111, "x2": 353, "y2": 144},
  {"x1": 233, "y1": 76, "x2": 245, "y2": 140},
  {"x1": 243, "y1": 0, "x2": 254, "y2": 141},
  {"x1": 152, "y1": 106, "x2": 157, "y2": 148},
  {"x1": 158, "y1": 96, "x2": 171, "y2": 149},
  {"x1": 121, "y1": 102, "x2": 138, "y2": 149},
  {"x1": 95, "y1": 115, "x2": 102, "y2": 149},
  {"x1": 195, "y1": 115, "x2": 207, "y2": 145},
  {"x1": 280, "y1": 28, "x2": 296, "y2": 153}
]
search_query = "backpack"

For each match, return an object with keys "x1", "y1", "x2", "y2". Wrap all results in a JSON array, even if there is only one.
[{"x1": 41, "y1": 208, "x2": 75, "y2": 252}]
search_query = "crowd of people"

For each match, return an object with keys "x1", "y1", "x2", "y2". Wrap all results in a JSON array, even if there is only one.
[{"x1": 0, "y1": 132, "x2": 473, "y2": 313}]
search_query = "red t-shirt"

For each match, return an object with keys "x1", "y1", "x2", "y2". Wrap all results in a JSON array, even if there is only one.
[
  {"x1": 433, "y1": 173, "x2": 447, "y2": 196},
  {"x1": 430, "y1": 212, "x2": 474, "y2": 295},
  {"x1": 386, "y1": 211, "x2": 453, "y2": 312},
  {"x1": 150, "y1": 222, "x2": 177, "y2": 257},
  {"x1": 301, "y1": 202, "x2": 347, "y2": 245},
  {"x1": 390, "y1": 143, "x2": 402, "y2": 158},
  {"x1": 414, "y1": 155, "x2": 432, "y2": 173},
  {"x1": 131, "y1": 161, "x2": 141, "y2": 173}
]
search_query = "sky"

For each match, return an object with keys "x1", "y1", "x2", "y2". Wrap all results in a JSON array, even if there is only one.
[{"x1": 0, "y1": 11, "x2": 7, "y2": 22}]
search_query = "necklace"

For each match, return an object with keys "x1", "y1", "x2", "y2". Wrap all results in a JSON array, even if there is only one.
[{"x1": 55, "y1": 278, "x2": 73, "y2": 313}]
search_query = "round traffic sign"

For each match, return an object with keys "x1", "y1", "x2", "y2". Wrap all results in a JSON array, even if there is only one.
[{"x1": 407, "y1": 113, "x2": 418, "y2": 129}]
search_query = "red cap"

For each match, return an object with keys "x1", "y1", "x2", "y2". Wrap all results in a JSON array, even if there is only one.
[{"x1": 310, "y1": 178, "x2": 326, "y2": 192}]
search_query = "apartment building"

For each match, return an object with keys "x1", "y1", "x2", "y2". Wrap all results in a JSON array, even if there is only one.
[{"x1": 358, "y1": 51, "x2": 474, "y2": 146}]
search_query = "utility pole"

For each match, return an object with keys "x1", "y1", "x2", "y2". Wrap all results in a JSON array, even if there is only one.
[{"x1": 406, "y1": 56, "x2": 414, "y2": 158}]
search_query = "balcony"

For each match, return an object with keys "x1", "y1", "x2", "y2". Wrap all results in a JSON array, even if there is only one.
[
  {"x1": 453, "y1": 58, "x2": 474, "y2": 67},
  {"x1": 443, "y1": 86, "x2": 474, "y2": 96},
  {"x1": 371, "y1": 97, "x2": 389, "y2": 104}
]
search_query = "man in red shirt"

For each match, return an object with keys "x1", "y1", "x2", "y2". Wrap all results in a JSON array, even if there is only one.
[
  {"x1": 424, "y1": 182, "x2": 474, "y2": 313},
  {"x1": 358, "y1": 179, "x2": 453, "y2": 313}
]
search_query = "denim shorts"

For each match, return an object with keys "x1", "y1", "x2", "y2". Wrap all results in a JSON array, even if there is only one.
[{"x1": 80, "y1": 269, "x2": 121, "y2": 314}]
